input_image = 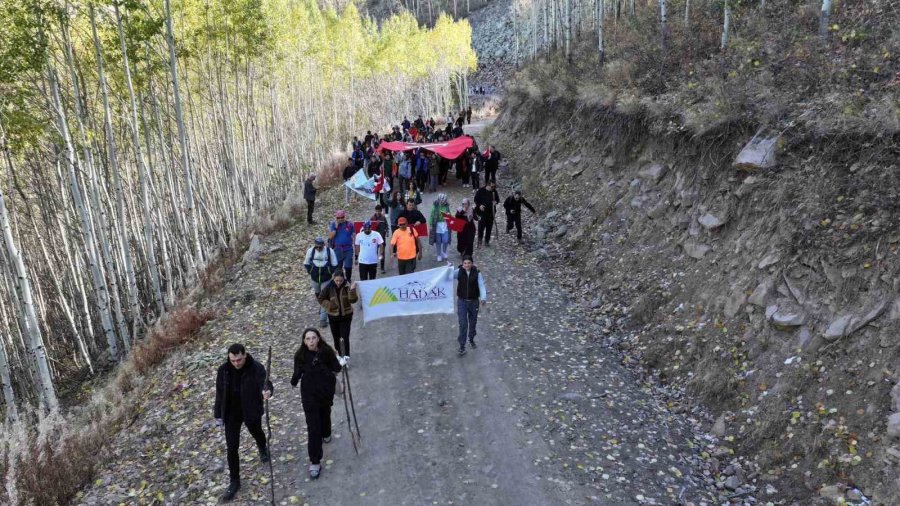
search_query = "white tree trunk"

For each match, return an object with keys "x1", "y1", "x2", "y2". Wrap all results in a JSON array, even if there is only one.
[
  {"x1": 721, "y1": 0, "x2": 731, "y2": 50},
  {"x1": 115, "y1": 4, "x2": 165, "y2": 318},
  {"x1": 165, "y1": 0, "x2": 205, "y2": 273},
  {"x1": 0, "y1": 156, "x2": 57, "y2": 411},
  {"x1": 819, "y1": 0, "x2": 832, "y2": 39}
]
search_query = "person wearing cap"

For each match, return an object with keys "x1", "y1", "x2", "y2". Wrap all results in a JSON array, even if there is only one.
[
  {"x1": 503, "y1": 190, "x2": 537, "y2": 244},
  {"x1": 304, "y1": 237, "x2": 339, "y2": 328},
  {"x1": 317, "y1": 270, "x2": 358, "y2": 362},
  {"x1": 354, "y1": 220, "x2": 384, "y2": 281},
  {"x1": 370, "y1": 205, "x2": 390, "y2": 273},
  {"x1": 390, "y1": 217, "x2": 422, "y2": 275},
  {"x1": 328, "y1": 210, "x2": 356, "y2": 281},
  {"x1": 447, "y1": 255, "x2": 488, "y2": 356},
  {"x1": 303, "y1": 174, "x2": 318, "y2": 224}
]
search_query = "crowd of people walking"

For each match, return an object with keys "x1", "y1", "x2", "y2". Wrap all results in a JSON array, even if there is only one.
[{"x1": 215, "y1": 108, "x2": 541, "y2": 500}]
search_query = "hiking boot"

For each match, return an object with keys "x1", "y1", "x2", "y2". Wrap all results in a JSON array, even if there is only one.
[
  {"x1": 259, "y1": 446, "x2": 270, "y2": 463},
  {"x1": 469, "y1": 339, "x2": 477, "y2": 349},
  {"x1": 323, "y1": 435, "x2": 332, "y2": 444},
  {"x1": 458, "y1": 347, "x2": 467, "y2": 357},
  {"x1": 220, "y1": 481, "x2": 240, "y2": 502},
  {"x1": 309, "y1": 464, "x2": 322, "y2": 480}
]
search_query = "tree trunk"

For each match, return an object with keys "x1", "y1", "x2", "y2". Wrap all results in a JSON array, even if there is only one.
[
  {"x1": 0, "y1": 131, "x2": 57, "y2": 411},
  {"x1": 721, "y1": 0, "x2": 731, "y2": 50},
  {"x1": 115, "y1": 4, "x2": 165, "y2": 319},
  {"x1": 819, "y1": 0, "x2": 832, "y2": 40},
  {"x1": 165, "y1": 0, "x2": 205, "y2": 274}
]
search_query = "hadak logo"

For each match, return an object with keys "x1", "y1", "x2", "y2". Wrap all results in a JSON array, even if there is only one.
[{"x1": 368, "y1": 280, "x2": 447, "y2": 307}]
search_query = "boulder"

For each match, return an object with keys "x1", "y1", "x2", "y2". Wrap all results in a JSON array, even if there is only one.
[
  {"x1": 887, "y1": 412, "x2": 900, "y2": 439},
  {"x1": 682, "y1": 241, "x2": 711, "y2": 260},
  {"x1": 733, "y1": 133, "x2": 779, "y2": 171},
  {"x1": 824, "y1": 300, "x2": 890, "y2": 341},
  {"x1": 748, "y1": 279, "x2": 774, "y2": 307},
  {"x1": 892, "y1": 382, "x2": 900, "y2": 413},
  {"x1": 766, "y1": 304, "x2": 806, "y2": 328},
  {"x1": 639, "y1": 163, "x2": 668, "y2": 183},
  {"x1": 818, "y1": 485, "x2": 844, "y2": 505},
  {"x1": 698, "y1": 213, "x2": 726, "y2": 231},
  {"x1": 569, "y1": 168, "x2": 584, "y2": 178},
  {"x1": 242, "y1": 234, "x2": 264, "y2": 263},
  {"x1": 724, "y1": 290, "x2": 747, "y2": 318},
  {"x1": 711, "y1": 414, "x2": 727, "y2": 437},
  {"x1": 758, "y1": 252, "x2": 781, "y2": 269}
]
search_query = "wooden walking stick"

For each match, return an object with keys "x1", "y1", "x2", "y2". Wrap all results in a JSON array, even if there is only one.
[{"x1": 264, "y1": 346, "x2": 275, "y2": 505}]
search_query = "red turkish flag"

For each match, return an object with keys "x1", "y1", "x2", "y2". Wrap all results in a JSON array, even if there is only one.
[{"x1": 442, "y1": 212, "x2": 466, "y2": 233}]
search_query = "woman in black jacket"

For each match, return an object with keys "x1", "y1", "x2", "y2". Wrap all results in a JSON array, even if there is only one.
[{"x1": 290, "y1": 328, "x2": 344, "y2": 479}]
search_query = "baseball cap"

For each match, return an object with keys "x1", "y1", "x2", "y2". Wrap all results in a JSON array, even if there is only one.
[
  {"x1": 397, "y1": 217, "x2": 408, "y2": 225},
  {"x1": 314, "y1": 237, "x2": 325, "y2": 245},
  {"x1": 363, "y1": 220, "x2": 372, "y2": 228}
]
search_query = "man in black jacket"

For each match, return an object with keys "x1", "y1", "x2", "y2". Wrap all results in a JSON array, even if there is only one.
[
  {"x1": 483, "y1": 145, "x2": 501, "y2": 184},
  {"x1": 303, "y1": 174, "x2": 317, "y2": 224},
  {"x1": 213, "y1": 343, "x2": 274, "y2": 502},
  {"x1": 398, "y1": 200, "x2": 427, "y2": 228},
  {"x1": 473, "y1": 181, "x2": 500, "y2": 248},
  {"x1": 503, "y1": 191, "x2": 537, "y2": 244}
]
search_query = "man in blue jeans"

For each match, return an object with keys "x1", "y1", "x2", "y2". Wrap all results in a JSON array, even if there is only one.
[
  {"x1": 450, "y1": 256, "x2": 488, "y2": 356},
  {"x1": 328, "y1": 210, "x2": 356, "y2": 281}
]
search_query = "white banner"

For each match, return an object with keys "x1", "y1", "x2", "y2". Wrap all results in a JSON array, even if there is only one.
[
  {"x1": 357, "y1": 266, "x2": 455, "y2": 323},
  {"x1": 344, "y1": 169, "x2": 390, "y2": 201}
]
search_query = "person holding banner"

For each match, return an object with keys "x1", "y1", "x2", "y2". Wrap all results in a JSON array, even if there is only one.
[
  {"x1": 390, "y1": 217, "x2": 422, "y2": 274},
  {"x1": 354, "y1": 221, "x2": 384, "y2": 281},
  {"x1": 290, "y1": 328, "x2": 344, "y2": 480},
  {"x1": 399, "y1": 200, "x2": 427, "y2": 228},
  {"x1": 450, "y1": 256, "x2": 488, "y2": 356},
  {"x1": 328, "y1": 210, "x2": 356, "y2": 281},
  {"x1": 317, "y1": 270, "x2": 358, "y2": 363},
  {"x1": 429, "y1": 194, "x2": 452, "y2": 261}
]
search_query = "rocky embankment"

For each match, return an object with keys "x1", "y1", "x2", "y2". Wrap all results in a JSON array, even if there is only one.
[{"x1": 487, "y1": 87, "x2": 900, "y2": 504}]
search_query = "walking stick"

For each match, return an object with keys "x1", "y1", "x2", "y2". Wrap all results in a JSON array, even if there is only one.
[
  {"x1": 264, "y1": 347, "x2": 275, "y2": 505},
  {"x1": 338, "y1": 339, "x2": 361, "y2": 454}
]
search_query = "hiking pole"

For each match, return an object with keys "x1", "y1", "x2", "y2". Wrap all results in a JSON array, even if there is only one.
[
  {"x1": 338, "y1": 340, "x2": 360, "y2": 454},
  {"x1": 264, "y1": 346, "x2": 276, "y2": 505},
  {"x1": 344, "y1": 364, "x2": 362, "y2": 441}
]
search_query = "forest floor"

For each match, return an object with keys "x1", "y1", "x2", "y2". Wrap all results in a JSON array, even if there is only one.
[{"x1": 75, "y1": 118, "x2": 727, "y2": 506}]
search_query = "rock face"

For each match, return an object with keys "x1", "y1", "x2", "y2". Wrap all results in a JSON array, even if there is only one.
[{"x1": 887, "y1": 413, "x2": 900, "y2": 439}]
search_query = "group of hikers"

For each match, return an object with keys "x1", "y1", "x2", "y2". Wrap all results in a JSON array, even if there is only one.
[{"x1": 214, "y1": 110, "x2": 538, "y2": 501}]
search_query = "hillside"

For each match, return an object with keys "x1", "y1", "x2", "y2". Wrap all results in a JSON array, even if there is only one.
[{"x1": 485, "y1": 16, "x2": 900, "y2": 502}]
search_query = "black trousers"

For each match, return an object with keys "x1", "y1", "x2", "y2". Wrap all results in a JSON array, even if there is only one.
[
  {"x1": 306, "y1": 199, "x2": 315, "y2": 224},
  {"x1": 398, "y1": 258, "x2": 417, "y2": 275},
  {"x1": 225, "y1": 416, "x2": 267, "y2": 483},
  {"x1": 359, "y1": 263, "x2": 377, "y2": 280},
  {"x1": 477, "y1": 217, "x2": 494, "y2": 245},
  {"x1": 485, "y1": 168, "x2": 497, "y2": 184},
  {"x1": 416, "y1": 171, "x2": 427, "y2": 189},
  {"x1": 328, "y1": 314, "x2": 352, "y2": 356},
  {"x1": 506, "y1": 213, "x2": 523, "y2": 240},
  {"x1": 303, "y1": 400, "x2": 333, "y2": 465}
]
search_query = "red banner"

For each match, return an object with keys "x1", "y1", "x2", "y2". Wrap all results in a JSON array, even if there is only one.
[
  {"x1": 413, "y1": 223, "x2": 428, "y2": 237},
  {"x1": 352, "y1": 221, "x2": 381, "y2": 233},
  {"x1": 377, "y1": 136, "x2": 474, "y2": 160}
]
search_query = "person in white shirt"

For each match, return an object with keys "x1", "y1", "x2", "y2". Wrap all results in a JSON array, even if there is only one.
[{"x1": 354, "y1": 220, "x2": 384, "y2": 281}]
